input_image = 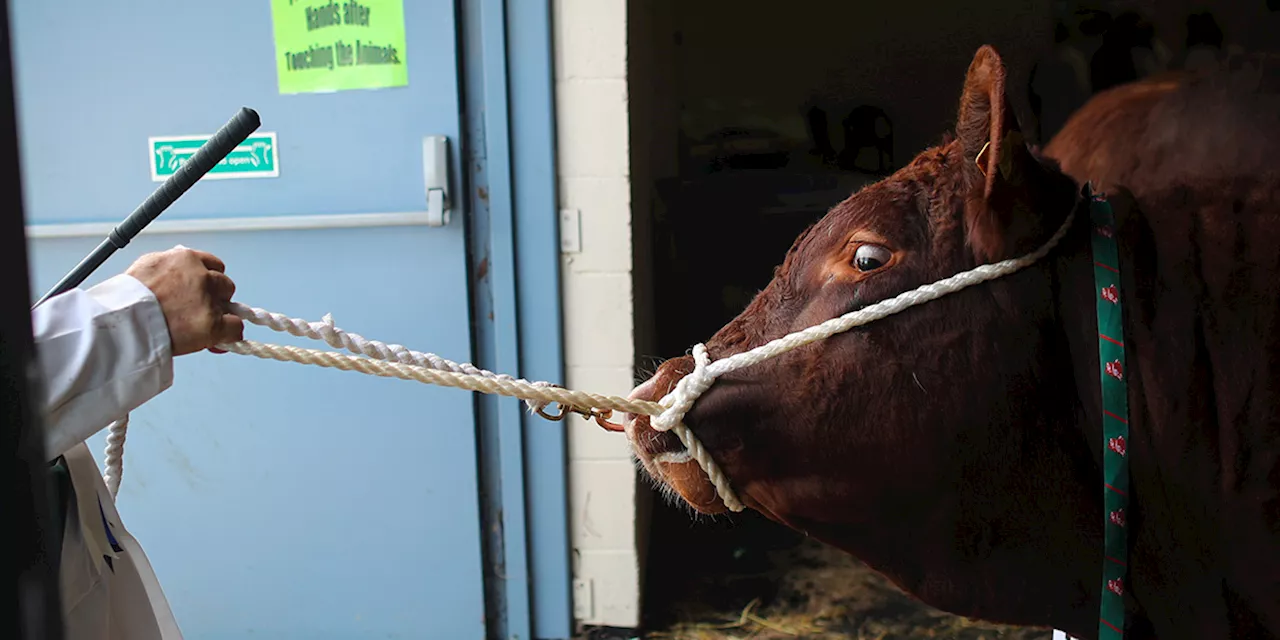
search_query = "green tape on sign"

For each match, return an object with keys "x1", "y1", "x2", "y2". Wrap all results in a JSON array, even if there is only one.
[
  {"x1": 149, "y1": 133, "x2": 280, "y2": 182},
  {"x1": 270, "y1": 0, "x2": 409, "y2": 95}
]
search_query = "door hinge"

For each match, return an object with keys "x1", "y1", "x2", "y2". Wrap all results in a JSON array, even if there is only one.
[
  {"x1": 572, "y1": 578, "x2": 594, "y2": 620},
  {"x1": 560, "y1": 208, "x2": 582, "y2": 253}
]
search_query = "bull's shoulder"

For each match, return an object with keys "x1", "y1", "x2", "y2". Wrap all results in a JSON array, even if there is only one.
[
  {"x1": 1048, "y1": 55, "x2": 1280, "y2": 206},
  {"x1": 1042, "y1": 76, "x2": 1184, "y2": 193}
]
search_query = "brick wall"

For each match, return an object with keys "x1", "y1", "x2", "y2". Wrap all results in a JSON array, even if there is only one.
[{"x1": 552, "y1": 0, "x2": 641, "y2": 628}]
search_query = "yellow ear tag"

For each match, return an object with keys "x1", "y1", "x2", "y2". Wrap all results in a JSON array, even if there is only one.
[
  {"x1": 975, "y1": 140, "x2": 992, "y2": 177},
  {"x1": 998, "y1": 130, "x2": 1024, "y2": 181}
]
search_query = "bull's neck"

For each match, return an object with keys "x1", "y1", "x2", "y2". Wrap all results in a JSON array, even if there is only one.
[{"x1": 809, "y1": 188, "x2": 1111, "y2": 635}]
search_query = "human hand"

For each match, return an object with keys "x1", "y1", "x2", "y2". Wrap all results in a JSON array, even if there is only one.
[{"x1": 125, "y1": 245, "x2": 244, "y2": 356}]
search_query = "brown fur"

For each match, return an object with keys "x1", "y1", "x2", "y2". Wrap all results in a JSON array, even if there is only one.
[{"x1": 625, "y1": 46, "x2": 1280, "y2": 639}]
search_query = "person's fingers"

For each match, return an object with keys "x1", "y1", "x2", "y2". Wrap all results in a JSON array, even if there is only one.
[
  {"x1": 207, "y1": 271, "x2": 237, "y2": 302},
  {"x1": 207, "y1": 346, "x2": 228, "y2": 354},
  {"x1": 211, "y1": 313, "x2": 245, "y2": 346},
  {"x1": 189, "y1": 248, "x2": 226, "y2": 273}
]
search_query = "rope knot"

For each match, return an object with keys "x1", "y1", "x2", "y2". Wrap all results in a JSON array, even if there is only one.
[
  {"x1": 524, "y1": 381, "x2": 554, "y2": 415},
  {"x1": 652, "y1": 343, "x2": 715, "y2": 432},
  {"x1": 316, "y1": 313, "x2": 343, "y2": 349}
]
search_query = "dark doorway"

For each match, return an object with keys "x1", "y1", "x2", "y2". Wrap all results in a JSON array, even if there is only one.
[{"x1": 626, "y1": 0, "x2": 1278, "y2": 638}]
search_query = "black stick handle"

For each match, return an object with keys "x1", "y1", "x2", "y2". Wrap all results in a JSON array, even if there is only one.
[{"x1": 32, "y1": 107, "x2": 260, "y2": 308}]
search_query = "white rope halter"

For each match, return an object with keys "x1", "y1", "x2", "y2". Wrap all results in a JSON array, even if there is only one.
[{"x1": 99, "y1": 208, "x2": 1076, "y2": 513}]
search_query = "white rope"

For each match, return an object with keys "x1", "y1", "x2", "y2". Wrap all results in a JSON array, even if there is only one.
[
  {"x1": 100, "y1": 207, "x2": 1076, "y2": 512},
  {"x1": 229, "y1": 305, "x2": 563, "y2": 415},
  {"x1": 218, "y1": 337, "x2": 664, "y2": 418},
  {"x1": 102, "y1": 415, "x2": 127, "y2": 498}
]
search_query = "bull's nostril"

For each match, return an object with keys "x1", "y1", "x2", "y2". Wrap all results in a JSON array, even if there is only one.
[
  {"x1": 621, "y1": 378, "x2": 659, "y2": 431},
  {"x1": 628, "y1": 377, "x2": 659, "y2": 402}
]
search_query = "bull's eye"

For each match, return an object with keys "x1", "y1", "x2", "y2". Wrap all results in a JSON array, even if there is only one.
[{"x1": 853, "y1": 244, "x2": 892, "y2": 272}]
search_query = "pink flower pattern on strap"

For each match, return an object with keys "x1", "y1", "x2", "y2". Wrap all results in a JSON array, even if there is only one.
[{"x1": 1109, "y1": 436, "x2": 1127, "y2": 457}]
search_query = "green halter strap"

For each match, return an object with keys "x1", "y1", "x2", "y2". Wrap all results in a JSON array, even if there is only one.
[{"x1": 1087, "y1": 184, "x2": 1131, "y2": 638}]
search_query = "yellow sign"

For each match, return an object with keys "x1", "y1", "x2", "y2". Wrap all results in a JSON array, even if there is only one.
[{"x1": 271, "y1": 0, "x2": 409, "y2": 94}]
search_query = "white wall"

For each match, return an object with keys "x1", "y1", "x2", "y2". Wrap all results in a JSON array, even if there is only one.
[{"x1": 552, "y1": 0, "x2": 643, "y2": 629}]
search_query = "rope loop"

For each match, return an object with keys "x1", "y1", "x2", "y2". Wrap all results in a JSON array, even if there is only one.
[{"x1": 653, "y1": 343, "x2": 715, "y2": 432}]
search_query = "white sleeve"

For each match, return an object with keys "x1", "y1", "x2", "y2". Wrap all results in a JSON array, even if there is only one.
[{"x1": 32, "y1": 273, "x2": 175, "y2": 460}]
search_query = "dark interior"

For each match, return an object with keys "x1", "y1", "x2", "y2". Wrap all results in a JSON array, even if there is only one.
[{"x1": 623, "y1": 0, "x2": 1280, "y2": 636}]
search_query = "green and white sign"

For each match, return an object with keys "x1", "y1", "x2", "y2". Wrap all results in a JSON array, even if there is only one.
[
  {"x1": 270, "y1": 0, "x2": 409, "y2": 95},
  {"x1": 149, "y1": 132, "x2": 279, "y2": 182}
]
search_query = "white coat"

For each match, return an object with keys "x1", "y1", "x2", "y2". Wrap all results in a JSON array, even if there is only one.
[{"x1": 32, "y1": 273, "x2": 184, "y2": 639}]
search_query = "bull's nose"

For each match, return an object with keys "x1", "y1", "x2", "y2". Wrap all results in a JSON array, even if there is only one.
[
  {"x1": 620, "y1": 376, "x2": 659, "y2": 426},
  {"x1": 628, "y1": 377, "x2": 658, "y2": 402}
]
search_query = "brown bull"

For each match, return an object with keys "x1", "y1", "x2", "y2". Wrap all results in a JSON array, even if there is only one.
[{"x1": 624, "y1": 46, "x2": 1280, "y2": 639}]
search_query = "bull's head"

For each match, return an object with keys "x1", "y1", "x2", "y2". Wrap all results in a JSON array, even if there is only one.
[{"x1": 625, "y1": 46, "x2": 1089, "y2": 549}]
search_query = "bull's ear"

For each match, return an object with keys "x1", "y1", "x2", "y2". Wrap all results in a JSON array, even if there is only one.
[
  {"x1": 957, "y1": 45, "x2": 1022, "y2": 197},
  {"x1": 955, "y1": 45, "x2": 1032, "y2": 260}
]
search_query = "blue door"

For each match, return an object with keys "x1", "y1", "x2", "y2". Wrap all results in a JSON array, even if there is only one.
[{"x1": 15, "y1": 2, "x2": 486, "y2": 638}]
